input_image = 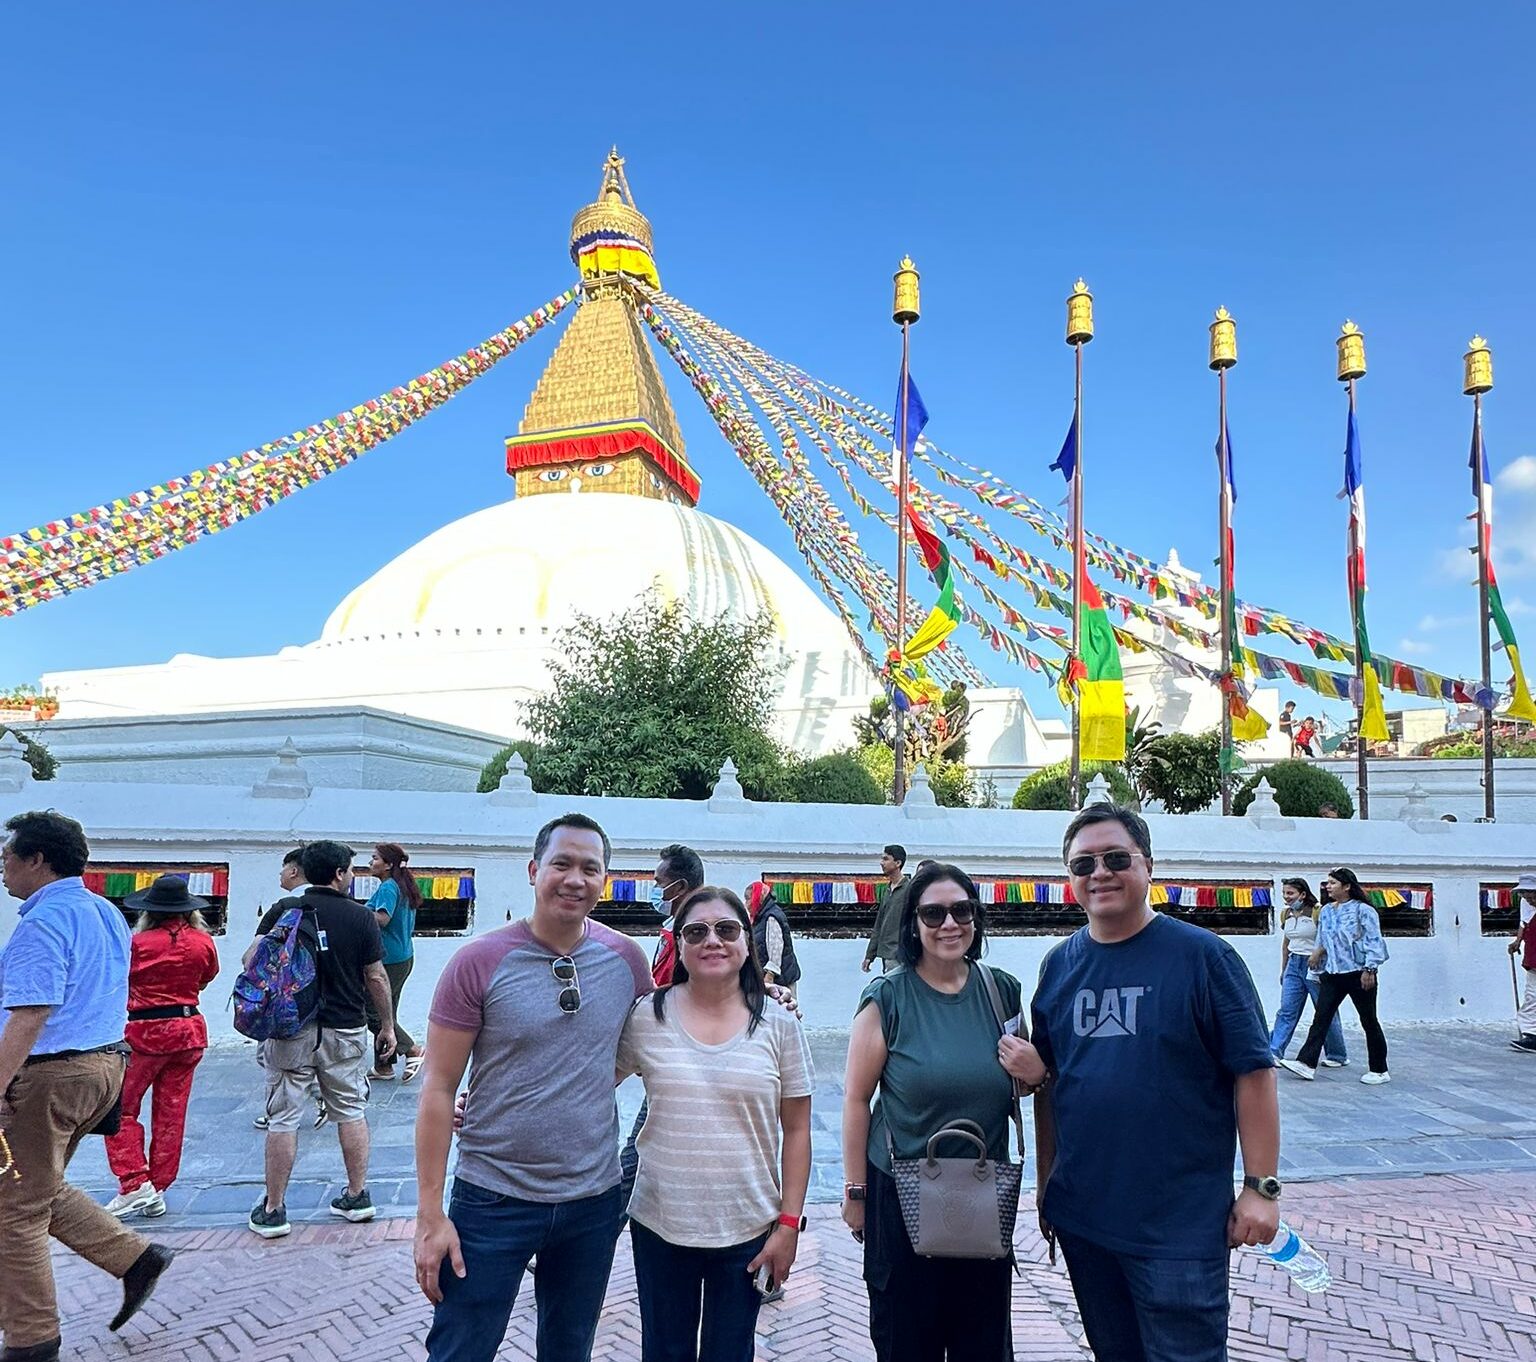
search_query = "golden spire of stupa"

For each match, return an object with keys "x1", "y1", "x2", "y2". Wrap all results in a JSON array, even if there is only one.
[{"x1": 506, "y1": 149, "x2": 695, "y2": 505}]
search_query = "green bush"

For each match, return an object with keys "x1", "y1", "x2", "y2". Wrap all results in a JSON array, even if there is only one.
[
  {"x1": 1, "y1": 726, "x2": 56, "y2": 781},
  {"x1": 785, "y1": 750, "x2": 885, "y2": 805},
  {"x1": 1426, "y1": 736, "x2": 1536, "y2": 759},
  {"x1": 477, "y1": 740, "x2": 546, "y2": 794},
  {"x1": 1011, "y1": 760, "x2": 1136, "y2": 811},
  {"x1": 1133, "y1": 731, "x2": 1223, "y2": 814},
  {"x1": 854, "y1": 743, "x2": 977, "y2": 807},
  {"x1": 1232, "y1": 760, "x2": 1354, "y2": 818}
]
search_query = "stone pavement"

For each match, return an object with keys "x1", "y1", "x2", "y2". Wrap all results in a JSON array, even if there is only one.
[
  {"x1": 64, "y1": 1023, "x2": 1536, "y2": 1224},
  {"x1": 49, "y1": 1171, "x2": 1536, "y2": 1360}
]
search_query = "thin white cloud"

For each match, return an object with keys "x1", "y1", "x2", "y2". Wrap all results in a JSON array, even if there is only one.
[
  {"x1": 1507, "y1": 596, "x2": 1536, "y2": 616},
  {"x1": 1416, "y1": 612, "x2": 1471, "y2": 632},
  {"x1": 1396, "y1": 638, "x2": 1434, "y2": 657},
  {"x1": 1497, "y1": 455, "x2": 1536, "y2": 493}
]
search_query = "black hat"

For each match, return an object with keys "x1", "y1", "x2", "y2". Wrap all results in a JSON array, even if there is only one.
[{"x1": 124, "y1": 874, "x2": 209, "y2": 915}]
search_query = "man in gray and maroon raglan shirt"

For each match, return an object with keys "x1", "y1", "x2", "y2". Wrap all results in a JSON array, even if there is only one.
[
  {"x1": 416, "y1": 812, "x2": 653, "y2": 1362},
  {"x1": 431, "y1": 916, "x2": 652, "y2": 1201}
]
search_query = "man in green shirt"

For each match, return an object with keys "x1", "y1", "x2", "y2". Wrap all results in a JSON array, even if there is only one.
[{"x1": 862, "y1": 846, "x2": 911, "y2": 973}]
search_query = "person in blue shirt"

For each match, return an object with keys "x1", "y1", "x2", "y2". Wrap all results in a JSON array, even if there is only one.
[
  {"x1": 365, "y1": 843, "x2": 425, "y2": 1082},
  {"x1": 0, "y1": 810, "x2": 175, "y2": 1359},
  {"x1": 1023, "y1": 804, "x2": 1280, "y2": 1362},
  {"x1": 1279, "y1": 866, "x2": 1391, "y2": 1084}
]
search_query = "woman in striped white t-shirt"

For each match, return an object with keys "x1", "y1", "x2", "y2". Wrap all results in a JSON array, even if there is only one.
[{"x1": 616, "y1": 886, "x2": 815, "y2": 1362}]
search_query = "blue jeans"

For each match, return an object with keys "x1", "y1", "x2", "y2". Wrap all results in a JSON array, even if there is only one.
[
  {"x1": 425, "y1": 1178, "x2": 623, "y2": 1362},
  {"x1": 1056, "y1": 1227, "x2": 1230, "y2": 1362},
  {"x1": 630, "y1": 1219, "x2": 769, "y2": 1362},
  {"x1": 1269, "y1": 954, "x2": 1347, "y2": 1062}
]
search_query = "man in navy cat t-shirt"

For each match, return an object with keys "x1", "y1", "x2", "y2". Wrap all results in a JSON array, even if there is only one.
[{"x1": 1028, "y1": 805, "x2": 1280, "y2": 1362}]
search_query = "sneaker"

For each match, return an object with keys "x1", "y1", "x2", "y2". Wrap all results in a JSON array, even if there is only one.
[
  {"x1": 1278, "y1": 1058, "x2": 1316, "y2": 1081},
  {"x1": 109, "y1": 1243, "x2": 175, "y2": 1331},
  {"x1": 313, "y1": 1101, "x2": 329, "y2": 1130},
  {"x1": 1320, "y1": 1058, "x2": 1349, "y2": 1068},
  {"x1": 139, "y1": 1186, "x2": 167, "y2": 1218},
  {"x1": 1511, "y1": 1035, "x2": 1536, "y2": 1053},
  {"x1": 253, "y1": 1113, "x2": 270, "y2": 1130},
  {"x1": 105, "y1": 1184, "x2": 161, "y2": 1219},
  {"x1": 1360, "y1": 1071, "x2": 1392, "y2": 1085},
  {"x1": 330, "y1": 1188, "x2": 376, "y2": 1222},
  {"x1": 248, "y1": 1199, "x2": 291, "y2": 1239}
]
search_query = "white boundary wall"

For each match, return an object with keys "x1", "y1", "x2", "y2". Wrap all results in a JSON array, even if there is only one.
[{"x1": 0, "y1": 770, "x2": 1527, "y2": 1037}]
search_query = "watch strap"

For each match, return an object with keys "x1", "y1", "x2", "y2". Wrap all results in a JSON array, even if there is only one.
[{"x1": 778, "y1": 1212, "x2": 807, "y2": 1231}]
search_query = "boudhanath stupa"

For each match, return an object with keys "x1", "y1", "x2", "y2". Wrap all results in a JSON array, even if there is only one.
[{"x1": 25, "y1": 151, "x2": 1277, "y2": 791}]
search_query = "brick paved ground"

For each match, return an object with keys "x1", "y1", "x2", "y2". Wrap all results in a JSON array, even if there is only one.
[{"x1": 52, "y1": 1171, "x2": 1536, "y2": 1361}]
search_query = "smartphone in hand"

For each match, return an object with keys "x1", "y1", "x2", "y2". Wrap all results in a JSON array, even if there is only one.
[{"x1": 752, "y1": 1263, "x2": 778, "y2": 1298}]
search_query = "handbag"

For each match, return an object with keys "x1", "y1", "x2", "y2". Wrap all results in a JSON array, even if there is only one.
[{"x1": 885, "y1": 963, "x2": 1025, "y2": 1259}]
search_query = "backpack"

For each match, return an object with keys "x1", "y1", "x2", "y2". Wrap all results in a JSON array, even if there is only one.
[{"x1": 231, "y1": 905, "x2": 322, "y2": 1041}]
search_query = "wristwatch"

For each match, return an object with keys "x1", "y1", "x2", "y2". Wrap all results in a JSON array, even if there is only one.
[
  {"x1": 1243, "y1": 1175, "x2": 1283, "y2": 1201},
  {"x1": 778, "y1": 1213, "x2": 807, "y2": 1231},
  {"x1": 843, "y1": 1183, "x2": 866, "y2": 1203}
]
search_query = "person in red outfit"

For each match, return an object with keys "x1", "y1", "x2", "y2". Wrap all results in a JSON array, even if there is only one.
[{"x1": 103, "y1": 876, "x2": 221, "y2": 1219}]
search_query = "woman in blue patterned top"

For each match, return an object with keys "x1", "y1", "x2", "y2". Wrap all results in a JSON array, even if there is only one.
[{"x1": 1280, "y1": 867, "x2": 1390, "y2": 1084}]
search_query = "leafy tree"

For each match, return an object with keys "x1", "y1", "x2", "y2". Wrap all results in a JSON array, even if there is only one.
[
  {"x1": 853, "y1": 683, "x2": 972, "y2": 766},
  {"x1": 784, "y1": 750, "x2": 885, "y2": 805},
  {"x1": 853, "y1": 742, "x2": 977, "y2": 808},
  {"x1": 1010, "y1": 760, "x2": 1136, "y2": 811},
  {"x1": 0, "y1": 726, "x2": 56, "y2": 781},
  {"x1": 476, "y1": 740, "x2": 547, "y2": 794},
  {"x1": 1132, "y1": 731, "x2": 1223, "y2": 814},
  {"x1": 1232, "y1": 760, "x2": 1354, "y2": 818},
  {"x1": 521, "y1": 594, "x2": 789, "y2": 800}
]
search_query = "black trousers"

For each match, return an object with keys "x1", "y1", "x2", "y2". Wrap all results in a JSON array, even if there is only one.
[
  {"x1": 863, "y1": 1163, "x2": 1012, "y2": 1361},
  {"x1": 1296, "y1": 970, "x2": 1388, "y2": 1073}
]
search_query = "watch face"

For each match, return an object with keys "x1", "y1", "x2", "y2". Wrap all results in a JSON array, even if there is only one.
[{"x1": 1256, "y1": 1176, "x2": 1282, "y2": 1199}]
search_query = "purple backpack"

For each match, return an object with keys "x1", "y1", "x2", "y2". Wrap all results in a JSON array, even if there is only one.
[{"x1": 232, "y1": 906, "x2": 321, "y2": 1041}]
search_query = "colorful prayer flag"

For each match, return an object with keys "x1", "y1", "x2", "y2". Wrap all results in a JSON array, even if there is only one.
[
  {"x1": 891, "y1": 371, "x2": 929, "y2": 481},
  {"x1": 1343, "y1": 406, "x2": 1390, "y2": 742},
  {"x1": 1072, "y1": 578, "x2": 1126, "y2": 760},
  {"x1": 1471, "y1": 416, "x2": 1536, "y2": 722}
]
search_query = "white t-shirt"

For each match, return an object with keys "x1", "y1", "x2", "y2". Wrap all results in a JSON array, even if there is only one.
[
  {"x1": 1280, "y1": 912, "x2": 1320, "y2": 956},
  {"x1": 617, "y1": 995, "x2": 815, "y2": 1247}
]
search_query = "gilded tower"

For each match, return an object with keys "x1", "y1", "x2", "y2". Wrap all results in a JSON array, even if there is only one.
[{"x1": 505, "y1": 149, "x2": 698, "y2": 505}]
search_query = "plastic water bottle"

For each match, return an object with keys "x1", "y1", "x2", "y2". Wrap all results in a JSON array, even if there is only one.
[{"x1": 1249, "y1": 1220, "x2": 1332, "y2": 1293}]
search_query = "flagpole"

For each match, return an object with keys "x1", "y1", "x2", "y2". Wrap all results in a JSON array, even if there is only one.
[
  {"x1": 892, "y1": 257, "x2": 921, "y2": 805},
  {"x1": 1066, "y1": 280, "x2": 1094, "y2": 808},
  {"x1": 1210, "y1": 307, "x2": 1237, "y2": 814},
  {"x1": 1465, "y1": 335, "x2": 1495, "y2": 820},
  {"x1": 1338, "y1": 321, "x2": 1369, "y2": 817}
]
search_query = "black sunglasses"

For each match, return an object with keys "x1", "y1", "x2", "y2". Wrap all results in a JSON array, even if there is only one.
[
  {"x1": 916, "y1": 899, "x2": 978, "y2": 928},
  {"x1": 1067, "y1": 849, "x2": 1141, "y2": 877},
  {"x1": 552, "y1": 956, "x2": 581, "y2": 1015}
]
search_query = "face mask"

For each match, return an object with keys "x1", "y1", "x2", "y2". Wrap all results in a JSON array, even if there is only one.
[{"x1": 648, "y1": 884, "x2": 670, "y2": 913}]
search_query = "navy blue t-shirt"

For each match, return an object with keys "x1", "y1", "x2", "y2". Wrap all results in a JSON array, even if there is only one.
[{"x1": 1031, "y1": 913, "x2": 1273, "y2": 1258}]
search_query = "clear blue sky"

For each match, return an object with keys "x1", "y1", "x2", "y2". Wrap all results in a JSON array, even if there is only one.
[{"x1": 5, "y1": 5, "x2": 1535, "y2": 729}]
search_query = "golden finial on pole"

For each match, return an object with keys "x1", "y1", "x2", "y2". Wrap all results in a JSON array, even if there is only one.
[
  {"x1": 1337, "y1": 320, "x2": 1367, "y2": 382},
  {"x1": 1209, "y1": 306, "x2": 1237, "y2": 371},
  {"x1": 1066, "y1": 278, "x2": 1095, "y2": 346},
  {"x1": 1464, "y1": 335, "x2": 1493, "y2": 395},
  {"x1": 892, "y1": 256, "x2": 921, "y2": 325}
]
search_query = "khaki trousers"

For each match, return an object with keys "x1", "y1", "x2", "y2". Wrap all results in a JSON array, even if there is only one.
[{"x1": 0, "y1": 1052, "x2": 148, "y2": 1347}]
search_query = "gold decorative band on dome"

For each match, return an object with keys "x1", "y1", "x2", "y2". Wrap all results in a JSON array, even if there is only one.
[{"x1": 571, "y1": 229, "x2": 660, "y2": 289}]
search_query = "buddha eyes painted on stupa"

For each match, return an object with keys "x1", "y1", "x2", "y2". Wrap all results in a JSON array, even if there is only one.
[
  {"x1": 538, "y1": 468, "x2": 569, "y2": 484},
  {"x1": 582, "y1": 463, "x2": 615, "y2": 478}
]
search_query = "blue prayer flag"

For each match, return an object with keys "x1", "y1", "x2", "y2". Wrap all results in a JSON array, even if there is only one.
[
  {"x1": 1048, "y1": 416, "x2": 1078, "y2": 483},
  {"x1": 894, "y1": 371, "x2": 929, "y2": 462}
]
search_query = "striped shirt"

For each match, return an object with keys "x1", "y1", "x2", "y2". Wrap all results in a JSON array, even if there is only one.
[{"x1": 617, "y1": 996, "x2": 814, "y2": 1247}]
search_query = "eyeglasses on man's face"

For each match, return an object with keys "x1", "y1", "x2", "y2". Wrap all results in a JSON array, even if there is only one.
[{"x1": 1066, "y1": 849, "x2": 1144, "y2": 878}]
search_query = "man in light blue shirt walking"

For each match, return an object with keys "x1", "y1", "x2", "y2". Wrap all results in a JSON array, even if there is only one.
[{"x1": 0, "y1": 811, "x2": 175, "y2": 1361}]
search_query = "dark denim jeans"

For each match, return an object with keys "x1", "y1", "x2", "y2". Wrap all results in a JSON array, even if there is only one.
[
  {"x1": 1269, "y1": 954, "x2": 1347, "y2": 1062},
  {"x1": 1056, "y1": 1227, "x2": 1230, "y2": 1362},
  {"x1": 630, "y1": 1219, "x2": 770, "y2": 1362},
  {"x1": 425, "y1": 1177, "x2": 623, "y2": 1362}
]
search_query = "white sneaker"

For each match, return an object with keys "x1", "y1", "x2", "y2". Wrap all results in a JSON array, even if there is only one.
[
  {"x1": 1278, "y1": 1058, "x2": 1316, "y2": 1081},
  {"x1": 141, "y1": 1185, "x2": 168, "y2": 1217},
  {"x1": 1360, "y1": 1071, "x2": 1391, "y2": 1085},
  {"x1": 106, "y1": 1185, "x2": 161, "y2": 1218},
  {"x1": 1320, "y1": 1058, "x2": 1348, "y2": 1068}
]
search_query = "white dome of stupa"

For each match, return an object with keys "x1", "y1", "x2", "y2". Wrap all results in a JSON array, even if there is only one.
[{"x1": 318, "y1": 493, "x2": 876, "y2": 710}]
